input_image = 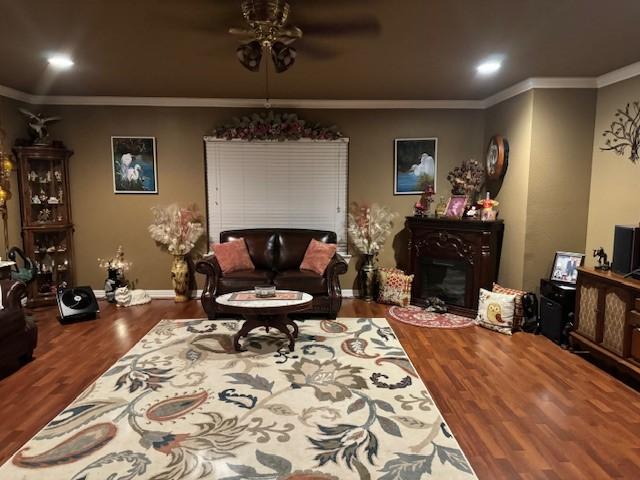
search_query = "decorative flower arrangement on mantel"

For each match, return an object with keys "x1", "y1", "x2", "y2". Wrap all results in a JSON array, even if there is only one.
[{"x1": 213, "y1": 111, "x2": 343, "y2": 141}]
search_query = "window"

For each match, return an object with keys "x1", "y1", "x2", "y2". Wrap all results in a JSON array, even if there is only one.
[{"x1": 204, "y1": 138, "x2": 349, "y2": 251}]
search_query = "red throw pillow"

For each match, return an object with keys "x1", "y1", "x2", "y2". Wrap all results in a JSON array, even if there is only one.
[
  {"x1": 213, "y1": 238, "x2": 255, "y2": 274},
  {"x1": 300, "y1": 239, "x2": 337, "y2": 275}
]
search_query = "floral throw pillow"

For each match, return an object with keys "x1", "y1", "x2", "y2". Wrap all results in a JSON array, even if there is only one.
[
  {"x1": 213, "y1": 238, "x2": 255, "y2": 274},
  {"x1": 493, "y1": 283, "x2": 526, "y2": 331},
  {"x1": 475, "y1": 288, "x2": 516, "y2": 335},
  {"x1": 377, "y1": 268, "x2": 414, "y2": 306}
]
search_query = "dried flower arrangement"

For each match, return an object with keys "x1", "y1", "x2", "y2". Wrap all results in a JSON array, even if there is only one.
[
  {"x1": 148, "y1": 204, "x2": 204, "y2": 256},
  {"x1": 213, "y1": 112, "x2": 342, "y2": 141},
  {"x1": 98, "y1": 245, "x2": 132, "y2": 274},
  {"x1": 348, "y1": 202, "x2": 397, "y2": 255},
  {"x1": 446, "y1": 159, "x2": 485, "y2": 198}
]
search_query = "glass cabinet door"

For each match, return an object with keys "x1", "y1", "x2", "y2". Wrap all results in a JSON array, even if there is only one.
[
  {"x1": 25, "y1": 156, "x2": 69, "y2": 226},
  {"x1": 26, "y1": 228, "x2": 73, "y2": 302}
]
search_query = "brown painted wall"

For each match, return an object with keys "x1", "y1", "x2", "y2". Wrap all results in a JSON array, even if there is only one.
[
  {"x1": 525, "y1": 89, "x2": 596, "y2": 291},
  {"x1": 38, "y1": 106, "x2": 484, "y2": 290},
  {"x1": 0, "y1": 96, "x2": 27, "y2": 256},
  {"x1": 586, "y1": 76, "x2": 640, "y2": 265},
  {"x1": 484, "y1": 92, "x2": 534, "y2": 289}
]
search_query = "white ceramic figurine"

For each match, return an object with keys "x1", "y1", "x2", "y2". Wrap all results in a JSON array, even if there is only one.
[{"x1": 114, "y1": 286, "x2": 151, "y2": 307}]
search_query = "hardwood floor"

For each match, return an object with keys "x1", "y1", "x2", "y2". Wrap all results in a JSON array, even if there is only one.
[{"x1": 1, "y1": 299, "x2": 640, "y2": 479}]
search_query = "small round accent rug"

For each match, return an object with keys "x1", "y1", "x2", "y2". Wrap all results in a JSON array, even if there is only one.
[{"x1": 388, "y1": 305, "x2": 475, "y2": 329}]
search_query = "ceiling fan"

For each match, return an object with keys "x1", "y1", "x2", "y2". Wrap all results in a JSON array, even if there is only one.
[
  {"x1": 229, "y1": 0, "x2": 302, "y2": 73},
  {"x1": 228, "y1": 0, "x2": 380, "y2": 73}
]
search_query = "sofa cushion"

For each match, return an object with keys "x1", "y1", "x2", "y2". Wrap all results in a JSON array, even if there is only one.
[
  {"x1": 276, "y1": 230, "x2": 336, "y2": 271},
  {"x1": 213, "y1": 239, "x2": 255, "y2": 274},
  {"x1": 300, "y1": 239, "x2": 337, "y2": 275},
  {"x1": 218, "y1": 270, "x2": 274, "y2": 294},
  {"x1": 273, "y1": 270, "x2": 327, "y2": 295},
  {"x1": 221, "y1": 231, "x2": 277, "y2": 270}
]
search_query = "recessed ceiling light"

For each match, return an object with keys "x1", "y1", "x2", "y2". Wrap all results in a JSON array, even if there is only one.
[
  {"x1": 476, "y1": 59, "x2": 502, "y2": 75},
  {"x1": 47, "y1": 54, "x2": 74, "y2": 69}
]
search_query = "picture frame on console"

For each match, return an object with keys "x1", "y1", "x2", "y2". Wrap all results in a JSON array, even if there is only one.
[
  {"x1": 550, "y1": 251, "x2": 585, "y2": 285},
  {"x1": 111, "y1": 136, "x2": 158, "y2": 194},
  {"x1": 394, "y1": 138, "x2": 437, "y2": 195},
  {"x1": 443, "y1": 195, "x2": 467, "y2": 218}
]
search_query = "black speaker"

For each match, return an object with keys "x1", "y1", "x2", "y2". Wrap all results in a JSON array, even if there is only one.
[
  {"x1": 57, "y1": 286, "x2": 100, "y2": 323},
  {"x1": 539, "y1": 278, "x2": 576, "y2": 345},
  {"x1": 612, "y1": 225, "x2": 640, "y2": 276}
]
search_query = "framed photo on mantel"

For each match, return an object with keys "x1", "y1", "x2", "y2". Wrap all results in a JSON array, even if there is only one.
[
  {"x1": 394, "y1": 138, "x2": 437, "y2": 195},
  {"x1": 111, "y1": 136, "x2": 158, "y2": 194}
]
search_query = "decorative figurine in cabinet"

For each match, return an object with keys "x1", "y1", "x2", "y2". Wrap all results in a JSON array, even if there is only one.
[{"x1": 13, "y1": 142, "x2": 74, "y2": 306}]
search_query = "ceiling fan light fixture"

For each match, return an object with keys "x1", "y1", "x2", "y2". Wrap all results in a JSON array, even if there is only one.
[
  {"x1": 237, "y1": 41, "x2": 263, "y2": 72},
  {"x1": 271, "y1": 41, "x2": 296, "y2": 73}
]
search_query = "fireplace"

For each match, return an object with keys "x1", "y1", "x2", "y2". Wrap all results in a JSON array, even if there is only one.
[
  {"x1": 418, "y1": 257, "x2": 468, "y2": 307},
  {"x1": 407, "y1": 216, "x2": 504, "y2": 317}
]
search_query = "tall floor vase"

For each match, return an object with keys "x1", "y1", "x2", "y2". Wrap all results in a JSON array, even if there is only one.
[
  {"x1": 358, "y1": 253, "x2": 377, "y2": 302},
  {"x1": 171, "y1": 255, "x2": 189, "y2": 303}
]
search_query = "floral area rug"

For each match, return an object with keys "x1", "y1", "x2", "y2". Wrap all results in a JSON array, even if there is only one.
[
  {"x1": 388, "y1": 306, "x2": 475, "y2": 329},
  {"x1": 0, "y1": 318, "x2": 476, "y2": 480}
]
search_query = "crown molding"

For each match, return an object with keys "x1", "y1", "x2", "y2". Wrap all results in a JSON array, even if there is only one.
[
  {"x1": 596, "y1": 61, "x2": 640, "y2": 88},
  {"x1": 0, "y1": 61, "x2": 638, "y2": 110},
  {"x1": 0, "y1": 84, "x2": 32, "y2": 103},
  {"x1": 481, "y1": 77, "x2": 597, "y2": 108}
]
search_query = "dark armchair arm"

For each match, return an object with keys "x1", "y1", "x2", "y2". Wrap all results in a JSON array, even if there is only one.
[
  {"x1": 325, "y1": 253, "x2": 349, "y2": 280},
  {"x1": 196, "y1": 256, "x2": 222, "y2": 292},
  {"x1": 323, "y1": 253, "x2": 348, "y2": 319},
  {"x1": 195, "y1": 256, "x2": 222, "y2": 319},
  {"x1": 1, "y1": 279, "x2": 27, "y2": 309}
]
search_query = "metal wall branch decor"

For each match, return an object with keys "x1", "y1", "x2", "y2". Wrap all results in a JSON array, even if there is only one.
[
  {"x1": 213, "y1": 112, "x2": 342, "y2": 141},
  {"x1": 601, "y1": 100, "x2": 640, "y2": 163}
]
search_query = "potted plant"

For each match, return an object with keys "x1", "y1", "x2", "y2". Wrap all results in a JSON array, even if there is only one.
[
  {"x1": 348, "y1": 203, "x2": 397, "y2": 301},
  {"x1": 148, "y1": 204, "x2": 204, "y2": 302}
]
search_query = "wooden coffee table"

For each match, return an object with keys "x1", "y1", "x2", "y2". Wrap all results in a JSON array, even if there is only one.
[{"x1": 215, "y1": 290, "x2": 313, "y2": 352}]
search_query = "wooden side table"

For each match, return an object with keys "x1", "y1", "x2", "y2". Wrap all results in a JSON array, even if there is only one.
[{"x1": 215, "y1": 290, "x2": 313, "y2": 351}]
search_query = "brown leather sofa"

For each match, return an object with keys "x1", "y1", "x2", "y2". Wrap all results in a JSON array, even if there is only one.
[
  {"x1": 196, "y1": 228, "x2": 348, "y2": 319},
  {"x1": 0, "y1": 279, "x2": 36, "y2": 374}
]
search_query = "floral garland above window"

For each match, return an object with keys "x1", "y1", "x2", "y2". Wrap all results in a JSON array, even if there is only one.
[{"x1": 213, "y1": 112, "x2": 343, "y2": 141}]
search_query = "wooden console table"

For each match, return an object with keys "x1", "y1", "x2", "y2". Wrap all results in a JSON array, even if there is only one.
[
  {"x1": 406, "y1": 216, "x2": 504, "y2": 317},
  {"x1": 571, "y1": 267, "x2": 640, "y2": 379}
]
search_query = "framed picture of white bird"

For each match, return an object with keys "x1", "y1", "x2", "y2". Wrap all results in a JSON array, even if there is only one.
[
  {"x1": 111, "y1": 136, "x2": 158, "y2": 194},
  {"x1": 394, "y1": 138, "x2": 437, "y2": 195}
]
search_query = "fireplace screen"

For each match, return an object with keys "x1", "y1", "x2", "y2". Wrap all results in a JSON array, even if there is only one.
[{"x1": 418, "y1": 258, "x2": 468, "y2": 307}]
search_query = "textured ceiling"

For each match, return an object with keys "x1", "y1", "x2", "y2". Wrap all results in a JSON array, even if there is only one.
[{"x1": 0, "y1": 0, "x2": 638, "y2": 100}]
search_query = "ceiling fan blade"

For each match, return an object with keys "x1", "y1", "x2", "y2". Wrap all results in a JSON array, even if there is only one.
[
  {"x1": 229, "y1": 26, "x2": 254, "y2": 36},
  {"x1": 295, "y1": 15, "x2": 381, "y2": 37},
  {"x1": 295, "y1": 40, "x2": 340, "y2": 60},
  {"x1": 278, "y1": 26, "x2": 303, "y2": 39}
]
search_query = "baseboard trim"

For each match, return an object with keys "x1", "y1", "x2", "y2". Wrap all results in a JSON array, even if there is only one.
[
  {"x1": 92, "y1": 289, "x2": 203, "y2": 300},
  {"x1": 93, "y1": 288, "x2": 358, "y2": 300}
]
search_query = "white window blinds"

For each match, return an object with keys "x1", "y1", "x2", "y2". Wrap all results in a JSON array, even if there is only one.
[{"x1": 205, "y1": 138, "x2": 349, "y2": 251}]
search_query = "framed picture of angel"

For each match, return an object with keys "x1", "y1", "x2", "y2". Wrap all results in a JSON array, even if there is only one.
[{"x1": 111, "y1": 136, "x2": 158, "y2": 194}]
